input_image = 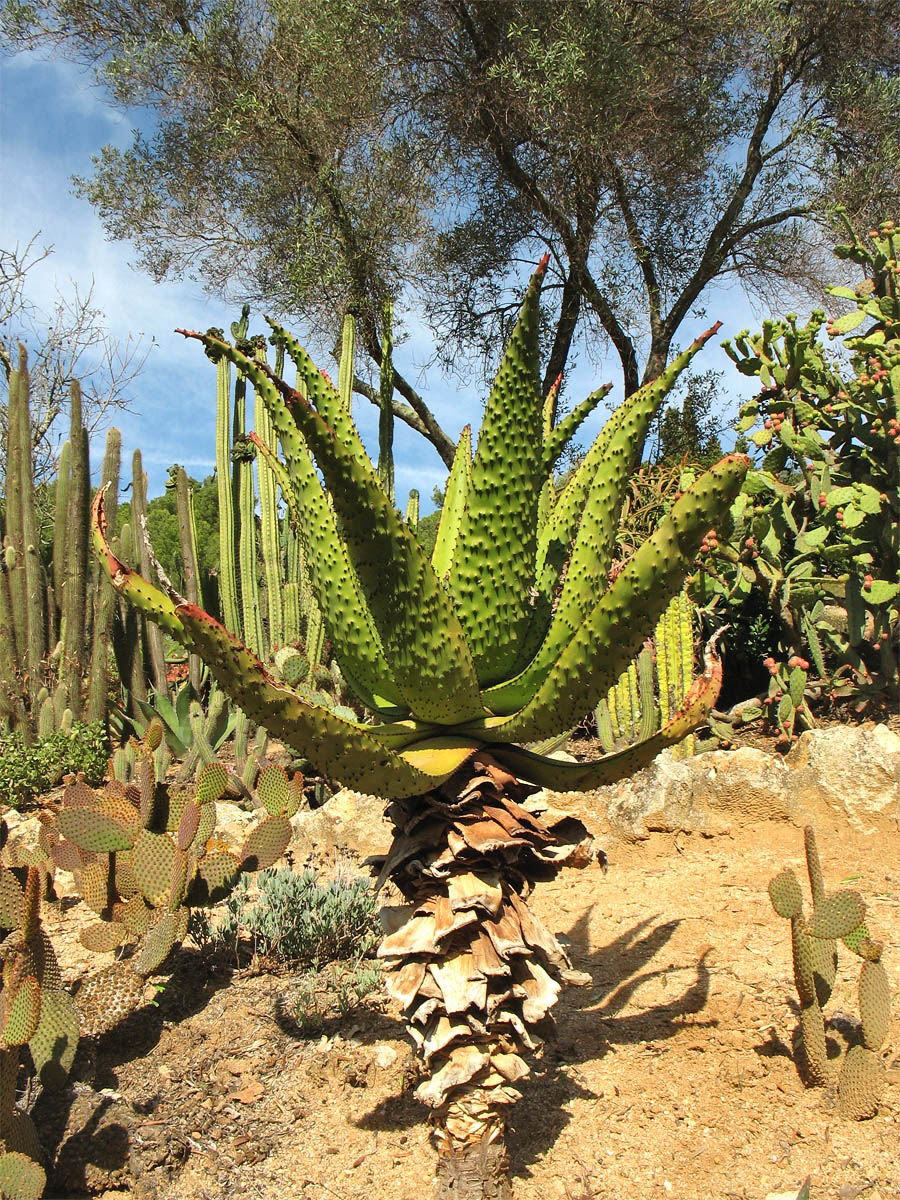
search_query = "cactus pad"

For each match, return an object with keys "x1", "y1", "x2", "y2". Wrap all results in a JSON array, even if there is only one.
[
  {"x1": 194, "y1": 762, "x2": 228, "y2": 805},
  {"x1": 74, "y1": 963, "x2": 145, "y2": 1037},
  {"x1": 240, "y1": 815, "x2": 291, "y2": 871},
  {"x1": 769, "y1": 868, "x2": 803, "y2": 919},
  {"x1": 57, "y1": 808, "x2": 135, "y2": 853},
  {"x1": 145, "y1": 719, "x2": 164, "y2": 751},
  {"x1": 797, "y1": 1003, "x2": 831, "y2": 1086},
  {"x1": 78, "y1": 861, "x2": 111, "y2": 915},
  {"x1": 0, "y1": 1151, "x2": 46, "y2": 1200},
  {"x1": 858, "y1": 960, "x2": 891, "y2": 1050},
  {"x1": 257, "y1": 765, "x2": 290, "y2": 816},
  {"x1": 177, "y1": 802, "x2": 201, "y2": 851},
  {"x1": 2, "y1": 976, "x2": 41, "y2": 1046},
  {"x1": 807, "y1": 891, "x2": 866, "y2": 940},
  {"x1": 116, "y1": 893, "x2": 152, "y2": 936},
  {"x1": 836, "y1": 1044, "x2": 885, "y2": 1119},
  {"x1": 131, "y1": 829, "x2": 177, "y2": 907},
  {"x1": 135, "y1": 911, "x2": 179, "y2": 976},
  {"x1": 28, "y1": 987, "x2": 79, "y2": 1087},
  {"x1": 0, "y1": 873, "x2": 24, "y2": 931},
  {"x1": 79, "y1": 922, "x2": 128, "y2": 953},
  {"x1": 188, "y1": 851, "x2": 240, "y2": 904}
]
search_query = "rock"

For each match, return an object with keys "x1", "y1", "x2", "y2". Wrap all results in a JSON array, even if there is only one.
[
  {"x1": 539, "y1": 724, "x2": 899, "y2": 840},
  {"x1": 290, "y1": 789, "x2": 393, "y2": 865},
  {"x1": 212, "y1": 800, "x2": 260, "y2": 851},
  {"x1": 549, "y1": 746, "x2": 793, "y2": 841},
  {"x1": 784, "y1": 725, "x2": 900, "y2": 832}
]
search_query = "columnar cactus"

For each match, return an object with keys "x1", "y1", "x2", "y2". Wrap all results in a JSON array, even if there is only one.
[
  {"x1": 769, "y1": 826, "x2": 891, "y2": 1118},
  {"x1": 93, "y1": 260, "x2": 747, "y2": 1196}
]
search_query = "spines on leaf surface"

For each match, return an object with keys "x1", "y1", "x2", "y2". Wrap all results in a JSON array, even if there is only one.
[
  {"x1": 430, "y1": 425, "x2": 472, "y2": 581},
  {"x1": 178, "y1": 327, "x2": 484, "y2": 726},
  {"x1": 447, "y1": 259, "x2": 547, "y2": 684},
  {"x1": 480, "y1": 454, "x2": 748, "y2": 734}
]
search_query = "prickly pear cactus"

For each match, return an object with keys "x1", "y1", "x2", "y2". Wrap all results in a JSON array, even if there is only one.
[
  {"x1": 768, "y1": 826, "x2": 892, "y2": 1117},
  {"x1": 0, "y1": 822, "x2": 80, "y2": 1199},
  {"x1": 46, "y1": 723, "x2": 300, "y2": 1035}
]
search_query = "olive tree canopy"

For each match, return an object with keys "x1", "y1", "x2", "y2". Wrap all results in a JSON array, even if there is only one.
[{"x1": 5, "y1": 0, "x2": 898, "y2": 464}]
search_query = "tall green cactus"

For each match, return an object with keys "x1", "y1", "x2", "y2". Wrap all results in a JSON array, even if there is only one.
[
  {"x1": 131, "y1": 449, "x2": 169, "y2": 699},
  {"x1": 61, "y1": 381, "x2": 90, "y2": 720},
  {"x1": 87, "y1": 428, "x2": 122, "y2": 721}
]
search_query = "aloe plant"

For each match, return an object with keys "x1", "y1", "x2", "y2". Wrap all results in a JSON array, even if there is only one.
[{"x1": 93, "y1": 258, "x2": 747, "y2": 1197}]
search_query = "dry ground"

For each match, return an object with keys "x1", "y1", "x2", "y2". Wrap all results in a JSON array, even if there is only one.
[{"x1": 31, "y1": 806, "x2": 900, "y2": 1200}]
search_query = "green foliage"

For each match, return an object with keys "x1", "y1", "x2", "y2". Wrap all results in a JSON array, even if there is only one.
[
  {"x1": 96, "y1": 267, "x2": 747, "y2": 797},
  {"x1": 196, "y1": 864, "x2": 380, "y2": 969},
  {"x1": 289, "y1": 961, "x2": 382, "y2": 1035},
  {"x1": 653, "y1": 369, "x2": 726, "y2": 467},
  {"x1": 7, "y1": 0, "x2": 899, "y2": 470},
  {"x1": 768, "y1": 827, "x2": 891, "y2": 1119},
  {"x1": 0, "y1": 720, "x2": 109, "y2": 806},
  {"x1": 700, "y1": 218, "x2": 900, "y2": 730}
]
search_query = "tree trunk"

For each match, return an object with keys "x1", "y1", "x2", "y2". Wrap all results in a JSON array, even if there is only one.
[
  {"x1": 433, "y1": 1111, "x2": 512, "y2": 1200},
  {"x1": 376, "y1": 754, "x2": 597, "y2": 1200}
]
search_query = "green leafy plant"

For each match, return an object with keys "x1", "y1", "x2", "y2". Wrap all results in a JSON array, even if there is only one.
[
  {"x1": 705, "y1": 217, "x2": 899, "y2": 737},
  {"x1": 769, "y1": 827, "x2": 891, "y2": 1119},
  {"x1": 0, "y1": 721, "x2": 109, "y2": 806},
  {"x1": 193, "y1": 864, "x2": 380, "y2": 967},
  {"x1": 93, "y1": 259, "x2": 747, "y2": 1196}
]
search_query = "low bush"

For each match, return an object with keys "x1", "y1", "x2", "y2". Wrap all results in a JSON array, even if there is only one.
[{"x1": 0, "y1": 721, "x2": 109, "y2": 806}]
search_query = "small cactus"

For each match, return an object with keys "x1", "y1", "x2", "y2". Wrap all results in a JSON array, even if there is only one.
[
  {"x1": 46, "y1": 722, "x2": 299, "y2": 1034},
  {"x1": 769, "y1": 826, "x2": 892, "y2": 1116}
]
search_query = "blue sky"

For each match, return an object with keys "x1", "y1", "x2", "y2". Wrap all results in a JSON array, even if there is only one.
[{"x1": 1, "y1": 48, "x2": 777, "y2": 507}]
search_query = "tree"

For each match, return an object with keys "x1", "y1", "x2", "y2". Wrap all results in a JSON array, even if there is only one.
[
  {"x1": 0, "y1": 236, "x2": 151, "y2": 486},
  {"x1": 91, "y1": 265, "x2": 748, "y2": 1197},
  {"x1": 5, "y1": 1, "x2": 898, "y2": 466},
  {"x1": 653, "y1": 369, "x2": 727, "y2": 466}
]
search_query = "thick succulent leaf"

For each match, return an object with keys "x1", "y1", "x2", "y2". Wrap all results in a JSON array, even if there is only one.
[
  {"x1": 514, "y1": 327, "x2": 724, "y2": 678},
  {"x1": 488, "y1": 634, "x2": 724, "y2": 788},
  {"x1": 447, "y1": 260, "x2": 547, "y2": 683},
  {"x1": 179, "y1": 329, "x2": 483, "y2": 726},
  {"x1": 175, "y1": 604, "x2": 476, "y2": 798},
  {"x1": 92, "y1": 489, "x2": 186, "y2": 639},
  {"x1": 477, "y1": 455, "x2": 748, "y2": 739},
  {"x1": 0, "y1": 1151, "x2": 46, "y2": 1200},
  {"x1": 541, "y1": 382, "x2": 613, "y2": 477},
  {"x1": 430, "y1": 425, "x2": 472, "y2": 580},
  {"x1": 247, "y1": 428, "x2": 402, "y2": 712}
]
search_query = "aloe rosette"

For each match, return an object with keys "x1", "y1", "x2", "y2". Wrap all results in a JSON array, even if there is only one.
[{"x1": 93, "y1": 258, "x2": 747, "y2": 1197}]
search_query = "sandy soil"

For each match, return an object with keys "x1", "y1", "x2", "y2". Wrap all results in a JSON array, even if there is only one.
[{"x1": 29, "y1": 803, "x2": 899, "y2": 1200}]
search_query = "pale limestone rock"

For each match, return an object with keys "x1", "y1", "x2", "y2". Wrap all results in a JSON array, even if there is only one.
[
  {"x1": 289, "y1": 788, "x2": 392, "y2": 865},
  {"x1": 784, "y1": 725, "x2": 900, "y2": 832}
]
